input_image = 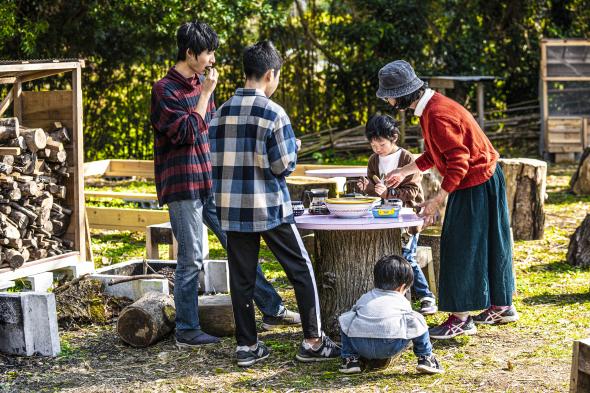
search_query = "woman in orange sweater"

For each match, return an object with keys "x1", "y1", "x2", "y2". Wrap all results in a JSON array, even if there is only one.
[{"x1": 377, "y1": 60, "x2": 518, "y2": 339}]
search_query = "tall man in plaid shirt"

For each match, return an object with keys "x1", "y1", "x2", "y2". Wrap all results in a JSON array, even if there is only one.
[
  {"x1": 151, "y1": 22, "x2": 300, "y2": 348},
  {"x1": 210, "y1": 41, "x2": 340, "y2": 367}
]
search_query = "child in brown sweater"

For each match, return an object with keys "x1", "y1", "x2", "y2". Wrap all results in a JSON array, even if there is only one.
[{"x1": 357, "y1": 115, "x2": 437, "y2": 315}]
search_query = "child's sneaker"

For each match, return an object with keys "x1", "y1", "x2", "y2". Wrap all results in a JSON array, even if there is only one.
[
  {"x1": 236, "y1": 341, "x2": 270, "y2": 367},
  {"x1": 429, "y1": 315, "x2": 477, "y2": 339},
  {"x1": 473, "y1": 305, "x2": 519, "y2": 325},
  {"x1": 262, "y1": 307, "x2": 301, "y2": 330},
  {"x1": 339, "y1": 355, "x2": 361, "y2": 374},
  {"x1": 419, "y1": 297, "x2": 438, "y2": 315},
  {"x1": 416, "y1": 354, "x2": 444, "y2": 374},
  {"x1": 295, "y1": 334, "x2": 341, "y2": 362}
]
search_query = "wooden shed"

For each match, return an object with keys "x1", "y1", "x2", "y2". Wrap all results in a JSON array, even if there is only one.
[
  {"x1": 540, "y1": 39, "x2": 590, "y2": 162},
  {"x1": 0, "y1": 60, "x2": 89, "y2": 285}
]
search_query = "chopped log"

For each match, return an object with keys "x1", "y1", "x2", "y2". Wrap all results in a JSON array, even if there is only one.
[
  {"x1": 498, "y1": 158, "x2": 547, "y2": 241},
  {"x1": 5, "y1": 238, "x2": 22, "y2": 249},
  {"x1": 29, "y1": 249, "x2": 47, "y2": 260},
  {"x1": 0, "y1": 163, "x2": 13, "y2": 175},
  {"x1": 0, "y1": 205, "x2": 10, "y2": 215},
  {"x1": 570, "y1": 148, "x2": 590, "y2": 196},
  {"x1": 17, "y1": 181, "x2": 39, "y2": 197},
  {"x1": 6, "y1": 136, "x2": 27, "y2": 150},
  {"x1": 0, "y1": 117, "x2": 19, "y2": 141},
  {"x1": 116, "y1": 292, "x2": 176, "y2": 348},
  {"x1": 1, "y1": 155, "x2": 15, "y2": 166},
  {"x1": 0, "y1": 147, "x2": 20, "y2": 156},
  {"x1": 198, "y1": 294, "x2": 235, "y2": 337},
  {"x1": 0, "y1": 222, "x2": 20, "y2": 240},
  {"x1": 49, "y1": 126, "x2": 70, "y2": 144},
  {"x1": 9, "y1": 202, "x2": 38, "y2": 221},
  {"x1": 20, "y1": 127, "x2": 47, "y2": 153},
  {"x1": 22, "y1": 238, "x2": 38, "y2": 249},
  {"x1": 4, "y1": 248, "x2": 24, "y2": 269},
  {"x1": 46, "y1": 149, "x2": 67, "y2": 163},
  {"x1": 6, "y1": 188, "x2": 21, "y2": 201},
  {"x1": 567, "y1": 214, "x2": 590, "y2": 268},
  {"x1": 8, "y1": 210, "x2": 28, "y2": 228},
  {"x1": 21, "y1": 248, "x2": 30, "y2": 263}
]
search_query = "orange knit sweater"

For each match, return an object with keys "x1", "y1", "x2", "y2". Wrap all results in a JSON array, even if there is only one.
[{"x1": 415, "y1": 93, "x2": 499, "y2": 193}]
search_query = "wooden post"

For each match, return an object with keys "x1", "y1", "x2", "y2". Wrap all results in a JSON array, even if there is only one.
[
  {"x1": 72, "y1": 65, "x2": 86, "y2": 262},
  {"x1": 476, "y1": 82, "x2": 485, "y2": 130},
  {"x1": 570, "y1": 338, "x2": 590, "y2": 393},
  {"x1": 12, "y1": 81, "x2": 22, "y2": 122}
]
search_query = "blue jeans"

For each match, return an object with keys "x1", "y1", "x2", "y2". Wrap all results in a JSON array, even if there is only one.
[
  {"x1": 340, "y1": 328, "x2": 432, "y2": 359},
  {"x1": 169, "y1": 197, "x2": 285, "y2": 335},
  {"x1": 403, "y1": 233, "x2": 434, "y2": 299}
]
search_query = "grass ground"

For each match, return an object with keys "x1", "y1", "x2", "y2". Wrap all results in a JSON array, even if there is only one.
[{"x1": 1, "y1": 163, "x2": 589, "y2": 392}]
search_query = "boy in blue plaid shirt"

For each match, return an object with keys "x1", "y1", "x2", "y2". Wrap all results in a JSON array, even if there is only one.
[{"x1": 210, "y1": 41, "x2": 340, "y2": 367}]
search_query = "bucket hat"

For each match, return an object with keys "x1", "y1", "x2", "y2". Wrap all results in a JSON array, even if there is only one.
[{"x1": 376, "y1": 60, "x2": 424, "y2": 99}]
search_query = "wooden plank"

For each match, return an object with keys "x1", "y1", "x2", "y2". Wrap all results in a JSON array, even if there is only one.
[
  {"x1": 584, "y1": 119, "x2": 590, "y2": 148},
  {"x1": 0, "y1": 62, "x2": 83, "y2": 74},
  {"x1": 0, "y1": 252, "x2": 80, "y2": 282},
  {"x1": 0, "y1": 147, "x2": 20, "y2": 155},
  {"x1": 85, "y1": 191, "x2": 158, "y2": 201},
  {"x1": 20, "y1": 69, "x2": 75, "y2": 83},
  {"x1": 291, "y1": 163, "x2": 365, "y2": 177},
  {"x1": 544, "y1": 39, "x2": 590, "y2": 46},
  {"x1": 548, "y1": 145, "x2": 583, "y2": 153},
  {"x1": 21, "y1": 90, "x2": 73, "y2": 121},
  {"x1": 72, "y1": 66, "x2": 85, "y2": 262},
  {"x1": 570, "y1": 338, "x2": 590, "y2": 393},
  {"x1": 548, "y1": 118, "x2": 584, "y2": 127},
  {"x1": 13, "y1": 81, "x2": 22, "y2": 122},
  {"x1": 86, "y1": 207, "x2": 169, "y2": 232},
  {"x1": 106, "y1": 159, "x2": 154, "y2": 178},
  {"x1": 428, "y1": 78, "x2": 455, "y2": 89},
  {"x1": 0, "y1": 77, "x2": 16, "y2": 84},
  {"x1": 0, "y1": 87, "x2": 13, "y2": 117},
  {"x1": 83, "y1": 159, "x2": 111, "y2": 177},
  {"x1": 543, "y1": 76, "x2": 590, "y2": 81}
]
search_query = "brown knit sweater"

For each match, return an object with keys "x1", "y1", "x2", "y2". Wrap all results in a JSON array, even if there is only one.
[{"x1": 365, "y1": 148, "x2": 424, "y2": 207}]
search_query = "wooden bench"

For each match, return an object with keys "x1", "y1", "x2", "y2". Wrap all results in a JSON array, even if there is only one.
[
  {"x1": 571, "y1": 338, "x2": 590, "y2": 392},
  {"x1": 145, "y1": 222, "x2": 209, "y2": 260}
]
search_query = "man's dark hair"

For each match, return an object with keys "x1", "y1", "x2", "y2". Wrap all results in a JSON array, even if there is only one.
[
  {"x1": 365, "y1": 114, "x2": 400, "y2": 142},
  {"x1": 243, "y1": 41, "x2": 283, "y2": 80},
  {"x1": 393, "y1": 82, "x2": 428, "y2": 111},
  {"x1": 373, "y1": 255, "x2": 414, "y2": 291},
  {"x1": 176, "y1": 21, "x2": 219, "y2": 61}
]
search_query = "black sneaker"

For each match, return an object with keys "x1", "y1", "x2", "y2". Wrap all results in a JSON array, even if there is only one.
[
  {"x1": 429, "y1": 315, "x2": 477, "y2": 340},
  {"x1": 419, "y1": 297, "x2": 438, "y2": 315},
  {"x1": 295, "y1": 334, "x2": 341, "y2": 362},
  {"x1": 236, "y1": 341, "x2": 270, "y2": 367},
  {"x1": 339, "y1": 356, "x2": 361, "y2": 374},
  {"x1": 472, "y1": 306, "x2": 519, "y2": 325},
  {"x1": 175, "y1": 332, "x2": 220, "y2": 348},
  {"x1": 262, "y1": 308, "x2": 301, "y2": 330},
  {"x1": 416, "y1": 354, "x2": 444, "y2": 374}
]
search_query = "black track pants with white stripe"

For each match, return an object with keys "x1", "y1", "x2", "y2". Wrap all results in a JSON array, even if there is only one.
[{"x1": 227, "y1": 223, "x2": 322, "y2": 346}]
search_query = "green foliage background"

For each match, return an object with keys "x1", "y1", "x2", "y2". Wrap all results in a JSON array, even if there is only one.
[{"x1": 0, "y1": 0, "x2": 588, "y2": 160}]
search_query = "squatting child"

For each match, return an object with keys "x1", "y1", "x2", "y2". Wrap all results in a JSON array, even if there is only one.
[
  {"x1": 338, "y1": 255, "x2": 443, "y2": 374},
  {"x1": 357, "y1": 115, "x2": 437, "y2": 315}
]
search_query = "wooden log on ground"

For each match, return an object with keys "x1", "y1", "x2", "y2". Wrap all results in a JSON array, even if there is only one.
[
  {"x1": 198, "y1": 294, "x2": 235, "y2": 337},
  {"x1": 570, "y1": 148, "x2": 590, "y2": 196},
  {"x1": 498, "y1": 158, "x2": 547, "y2": 241},
  {"x1": 286, "y1": 176, "x2": 338, "y2": 207},
  {"x1": 567, "y1": 214, "x2": 590, "y2": 268},
  {"x1": 116, "y1": 292, "x2": 176, "y2": 348}
]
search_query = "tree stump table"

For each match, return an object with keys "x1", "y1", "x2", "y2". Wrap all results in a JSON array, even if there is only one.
[{"x1": 295, "y1": 210, "x2": 423, "y2": 337}]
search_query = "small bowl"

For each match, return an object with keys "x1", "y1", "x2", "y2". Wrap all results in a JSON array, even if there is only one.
[
  {"x1": 371, "y1": 206, "x2": 400, "y2": 218},
  {"x1": 291, "y1": 201, "x2": 305, "y2": 217}
]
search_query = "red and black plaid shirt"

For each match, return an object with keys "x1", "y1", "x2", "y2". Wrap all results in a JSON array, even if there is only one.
[{"x1": 151, "y1": 67, "x2": 215, "y2": 205}]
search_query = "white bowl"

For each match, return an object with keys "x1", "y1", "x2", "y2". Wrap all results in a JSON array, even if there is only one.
[{"x1": 326, "y1": 202, "x2": 373, "y2": 218}]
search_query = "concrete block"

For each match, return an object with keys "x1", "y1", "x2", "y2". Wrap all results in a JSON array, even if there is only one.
[
  {"x1": 56, "y1": 261, "x2": 96, "y2": 280},
  {"x1": 25, "y1": 272, "x2": 54, "y2": 292},
  {"x1": 0, "y1": 281, "x2": 16, "y2": 291},
  {"x1": 202, "y1": 260, "x2": 229, "y2": 294},
  {"x1": 89, "y1": 274, "x2": 169, "y2": 301},
  {"x1": 0, "y1": 292, "x2": 60, "y2": 357}
]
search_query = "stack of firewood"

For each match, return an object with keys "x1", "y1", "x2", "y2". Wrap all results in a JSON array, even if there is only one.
[{"x1": 0, "y1": 117, "x2": 73, "y2": 269}]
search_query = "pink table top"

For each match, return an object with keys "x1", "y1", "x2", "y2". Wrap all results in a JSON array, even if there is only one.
[
  {"x1": 294, "y1": 208, "x2": 423, "y2": 230},
  {"x1": 305, "y1": 168, "x2": 367, "y2": 178}
]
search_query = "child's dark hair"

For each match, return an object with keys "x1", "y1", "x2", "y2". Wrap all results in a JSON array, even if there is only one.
[
  {"x1": 365, "y1": 114, "x2": 400, "y2": 142},
  {"x1": 176, "y1": 21, "x2": 219, "y2": 61},
  {"x1": 373, "y1": 255, "x2": 414, "y2": 291},
  {"x1": 243, "y1": 40, "x2": 283, "y2": 80}
]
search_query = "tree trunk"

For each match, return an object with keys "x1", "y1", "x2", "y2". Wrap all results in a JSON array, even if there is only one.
[
  {"x1": 420, "y1": 168, "x2": 446, "y2": 224},
  {"x1": 313, "y1": 228, "x2": 402, "y2": 337},
  {"x1": 570, "y1": 147, "x2": 590, "y2": 196},
  {"x1": 286, "y1": 176, "x2": 338, "y2": 207},
  {"x1": 116, "y1": 292, "x2": 176, "y2": 348},
  {"x1": 198, "y1": 294, "x2": 235, "y2": 337},
  {"x1": 567, "y1": 214, "x2": 590, "y2": 268},
  {"x1": 498, "y1": 158, "x2": 547, "y2": 240}
]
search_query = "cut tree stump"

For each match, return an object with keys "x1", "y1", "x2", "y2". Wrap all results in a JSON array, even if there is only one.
[
  {"x1": 116, "y1": 291, "x2": 176, "y2": 347},
  {"x1": 498, "y1": 158, "x2": 547, "y2": 241},
  {"x1": 286, "y1": 176, "x2": 338, "y2": 207},
  {"x1": 313, "y1": 228, "x2": 402, "y2": 337},
  {"x1": 570, "y1": 148, "x2": 590, "y2": 196},
  {"x1": 420, "y1": 168, "x2": 446, "y2": 223},
  {"x1": 567, "y1": 214, "x2": 590, "y2": 268},
  {"x1": 198, "y1": 294, "x2": 235, "y2": 337}
]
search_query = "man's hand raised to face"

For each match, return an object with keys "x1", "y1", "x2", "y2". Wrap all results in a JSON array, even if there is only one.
[{"x1": 202, "y1": 68, "x2": 218, "y2": 95}]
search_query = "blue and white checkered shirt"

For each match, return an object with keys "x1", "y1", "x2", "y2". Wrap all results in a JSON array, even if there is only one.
[{"x1": 209, "y1": 88, "x2": 298, "y2": 232}]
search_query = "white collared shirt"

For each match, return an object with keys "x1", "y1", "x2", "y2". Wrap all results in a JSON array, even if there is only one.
[{"x1": 413, "y1": 88, "x2": 435, "y2": 117}]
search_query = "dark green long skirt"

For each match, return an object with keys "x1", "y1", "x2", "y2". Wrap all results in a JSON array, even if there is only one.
[{"x1": 438, "y1": 166, "x2": 514, "y2": 312}]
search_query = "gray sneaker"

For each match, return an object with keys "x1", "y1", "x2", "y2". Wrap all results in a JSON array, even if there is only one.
[
  {"x1": 419, "y1": 297, "x2": 438, "y2": 315},
  {"x1": 473, "y1": 306, "x2": 519, "y2": 325},
  {"x1": 236, "y1": 341, "x2": 270, "y2": 367},
  {"x1": 262, "y1": 308, "x2": 301, "y2": 330}
]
